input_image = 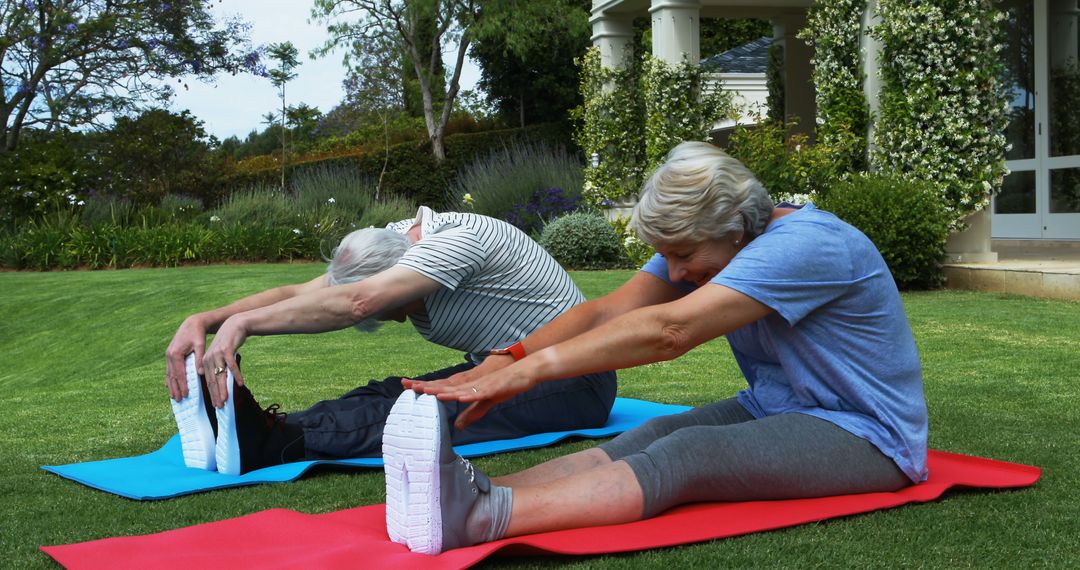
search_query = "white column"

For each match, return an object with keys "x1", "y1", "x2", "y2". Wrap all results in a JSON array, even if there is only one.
[
  {"x1": 649, "y1": 0, "x2": 701, "y2": 65},
  {"x1": 590, "y1": 10, "x2": 635, "y2": 70},
  {"x1": 861, "y1": 0, "x2": 882, "y2": 155},
  {"x1": 946, "y1": 208, "x2": 999, "y2": 263}
]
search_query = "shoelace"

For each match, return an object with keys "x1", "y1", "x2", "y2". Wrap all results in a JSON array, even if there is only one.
[
  {"x1": 262, "y1": 403, "x2": 288, "y2": 430},
  {"x1": 458, "y1": 456, "x2": 478, "y2": 492}
]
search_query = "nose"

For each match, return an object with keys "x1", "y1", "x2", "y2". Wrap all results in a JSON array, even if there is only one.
[{"x1": 667, "y1": 260, "x2": 686, "y2": 282}]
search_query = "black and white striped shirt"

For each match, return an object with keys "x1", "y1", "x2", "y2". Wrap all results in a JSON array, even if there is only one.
[{"x1": 386, "y1": 208, "x2": 583, "y2": 356}]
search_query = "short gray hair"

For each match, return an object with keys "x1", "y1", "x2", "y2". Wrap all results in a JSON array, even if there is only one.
[
  {"x1": 326, "y1": 228, "x2": 410, "y2": 332},
  {"x1": 630, "y1": 141, "x2": 774, "y2": 247}
]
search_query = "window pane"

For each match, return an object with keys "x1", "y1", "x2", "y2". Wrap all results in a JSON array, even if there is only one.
[
  {"x1": 1003, "y1": 0, "x2": 1036, "y2": 160},
  {"x1": 995, "y1": 170, "x2": 1037, "y2": 214},
  {"x1": 1049, "y1": 0, "x2": 1080, "y2": 157},
  {"x1": 1050, "y1": 168, "x2": 1080, "y2": 213}
]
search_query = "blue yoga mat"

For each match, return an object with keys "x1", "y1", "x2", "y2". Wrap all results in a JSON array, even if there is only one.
[{"x1": 42, "y1": 398, "x2": 690, "y2": 501}]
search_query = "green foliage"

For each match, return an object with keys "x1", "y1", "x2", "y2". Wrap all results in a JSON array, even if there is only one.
[
  {"x1": 92, "y1": 109, "x2": 219, "y2": 204},
  {"x1": 571, "y1": 47, "x2": 647, "y2": 207},
  {"x1": 869, "y1": 0, "x2": 1010, "y2": 226},
  {"x1": 573, "y1": 47, "x2": 734, "y2": 207},
  {"x1": 641, "y1": 55, "x2": 734, "y2": 171},
  {"x1": 727, "y1": 121, "x2": 854, "y2": 202},
  {"x1": 1, "y1": 0, "x2": 255, "y2": 151},
  {"x1": 610, "y1": 215, "x2": 655, "y2": 268},
  {"x1": 539, "y1": 212, "x2": 629, "y2": 270},
  {"x1": 448, "y1": 141, "x2": 584, "y2": 225},
  {"x1": 221, "y1": 122, "x2": 572, "y2": 208},
  {"x1": 0, "y1": 167, "x2": 415, "y2": 270},
  {"x1": 817, "y1": 174, "x2": 951, "y2": 290},
  {"x1": 699, "y1": 18, "x2": 772, "y2": 58},
  {"x1": 311, "y1": 0, "x2": 480, "y2": 161},
  {"x1": 800, "y1": 0, "x2": 870, "y2": 171},
  {"x1": 468, "y1": 0, "x2": 591, "y2": 127},
  {"x1": 0, "y1": 130, "x2": 92, "y2": 228}
]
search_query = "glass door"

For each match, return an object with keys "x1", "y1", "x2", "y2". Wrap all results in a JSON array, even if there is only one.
[
  {"x1": 994, "y1": 0, "x2": 1080, "y2": 239},
  {"x1": 1045, "y1": 0, "x2": 1080, "y2": 237}
]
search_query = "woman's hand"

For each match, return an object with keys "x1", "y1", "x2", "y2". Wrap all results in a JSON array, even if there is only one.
[
  {"x1": 405, "y1": 355, "x2": 538, "y2": 430},
  {"x1": 202, "y1": 315, "x2": 249, "y2": 408},
  {"x1": 164, "y1": 315, "x2": 209, "y2": 401}
]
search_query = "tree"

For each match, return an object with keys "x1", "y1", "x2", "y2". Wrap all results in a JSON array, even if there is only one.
[
  {"x1": 312, "y1": 0, "x2": 480, "y2": 162},
  {"x1": 265, "y1": 41, "x2": 299, "y2": 191},
  {"x1": 468, "y1": 0, "x2": 590, "y2": 128},
  {"x1": 341, "y1": 33, "x2": 404, "y2": 197},
  {"x1": 92, "y1": 108, "x2": 216, "y2": 203},
  {"x1": 0, "y1": 0, "x2": 256, "y2": 153}
]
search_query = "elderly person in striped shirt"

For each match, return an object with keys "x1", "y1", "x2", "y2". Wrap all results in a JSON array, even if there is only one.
[
  {"x1": 388, "y1": 141, "x2": 928, "y2": 555},
  {"x1": 164, "y1": 206, "x2": 616, "y2": 475}
]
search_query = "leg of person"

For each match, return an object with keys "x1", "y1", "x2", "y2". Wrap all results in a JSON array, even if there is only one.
[
  {"x1": 495, "y1": 398, "x2": 752, "y2": 487},
  {"x1": 445, "y1": 370, "x2": 618, "y2": 446},
  {"x1": 383, "y1": 391, "x2": 644, "y2": 554},
  {"x1": 621, "y1": 412, "x2": 913, "y2": 519},
  {"x1": 289, "y1": 361, "x2": 475, "y2": 459},
  {"x1": 506, "y1": 409, "x2": 909, "y2": 538}
]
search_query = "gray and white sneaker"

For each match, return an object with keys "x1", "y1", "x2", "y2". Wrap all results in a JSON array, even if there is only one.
[
  {"x1": 170, "y1": 353, "x2": 218, "y2": 470},
  {"x1": 383, "y1": 391, "x2": 491, "y2": 555}
]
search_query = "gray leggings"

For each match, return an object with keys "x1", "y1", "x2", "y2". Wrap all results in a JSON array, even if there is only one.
[{"x1": 599, "y1": 398, "x2": 912, "y2": 518}]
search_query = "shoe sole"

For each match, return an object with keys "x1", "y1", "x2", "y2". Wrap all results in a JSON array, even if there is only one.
[
  {"x1": 171, "y1": 354, "x2": 216, "y2": 471},
  {"x1": 215, "y1": 371, "x2": 241, "y2": 476},
  {"x1": 383, "y1": 391, "x2": 442, "y2": 555}
]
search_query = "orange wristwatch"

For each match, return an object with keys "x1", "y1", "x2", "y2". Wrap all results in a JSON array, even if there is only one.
[{"x1": 489, "y1": 341, "x2": 527, "y2": 361}]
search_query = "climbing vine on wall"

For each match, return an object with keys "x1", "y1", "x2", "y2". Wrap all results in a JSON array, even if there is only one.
[
  {"x1": 799, "y1": 0, "x2": 869, "y2": 173},
  {"x1": 870, "y1": 0, "x2": 1009, "y2": 226},
  {"x1": 572, "y1": 47, "x2": 733, "y2": 207}
]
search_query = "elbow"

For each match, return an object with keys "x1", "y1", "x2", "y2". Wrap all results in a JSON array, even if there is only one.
[
  {"x1": 348, "y1": 295, "x2": 379, "y2": 324},
  {"x1": 658, "y1": 324, "x2": 695, "y2": 360}
]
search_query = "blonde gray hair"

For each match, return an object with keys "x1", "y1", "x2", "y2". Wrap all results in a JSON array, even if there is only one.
[
  {"x1": 630, "y1": 141, "x2": 773, "y2": 247},
  {"x1": 326, "y1": 228, "x2": 410, "y2": 332}
]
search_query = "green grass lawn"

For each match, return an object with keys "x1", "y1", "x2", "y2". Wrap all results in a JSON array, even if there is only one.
[{"x1": 1, "y1": 264, "x2": 1077, "y2": 568}]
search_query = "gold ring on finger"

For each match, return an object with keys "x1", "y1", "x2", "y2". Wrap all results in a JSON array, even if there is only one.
[{"x1": 214, "y1": 366, "x2": 226, "y2": 375}]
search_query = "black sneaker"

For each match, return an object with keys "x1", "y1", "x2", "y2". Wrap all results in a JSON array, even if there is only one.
[
  {"x1": 215, "y1": 365, "x2": 305, "y2": 476},
  {"x1": 171, "y1": 353, "x2": 219, "y2": 470}
]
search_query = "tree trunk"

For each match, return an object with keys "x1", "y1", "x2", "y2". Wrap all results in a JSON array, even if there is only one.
[
  {"x1": 280, "y1": 84, "x2": 287, "y2": 192},
  {"x1": 378, "y1": 109, "x2": 389, "y2": 201}
]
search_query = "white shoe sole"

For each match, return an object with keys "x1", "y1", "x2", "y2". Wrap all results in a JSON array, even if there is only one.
[
  {"x1": 171, "y1": 354, "x2": 216, "y2": 471},
  {"x1": 383, "y1": 391, "x2": 442, "y2": 555},
  {"x1": 214, "y1": 370, "x2": 241, "y2": 476}
]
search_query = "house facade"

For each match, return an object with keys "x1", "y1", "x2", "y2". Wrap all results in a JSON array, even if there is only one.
[{"x1": 589, "y1": 0, "x2": 1078, "y2": 262}]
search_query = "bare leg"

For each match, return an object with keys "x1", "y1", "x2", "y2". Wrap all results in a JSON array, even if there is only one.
[
  {"x1": 504, "y1": 459, "x2": 643, "y2": 538},
  {"x1": 493, "y1": 447, "x2": 612, "y2": 487}
]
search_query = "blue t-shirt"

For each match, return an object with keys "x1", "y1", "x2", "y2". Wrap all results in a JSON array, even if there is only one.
[{"x1": 641, "y1": 203, "x2": 928, "y2": 482}]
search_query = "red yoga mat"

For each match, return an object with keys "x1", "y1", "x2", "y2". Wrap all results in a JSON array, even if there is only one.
[{"x1": 42, "y1": 450, "x2": 1040, "y2": 570}]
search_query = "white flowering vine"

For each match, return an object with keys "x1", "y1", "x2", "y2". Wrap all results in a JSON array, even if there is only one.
[{"x1": 870, "y1": 0, "x2": 1010, "y2": 226}]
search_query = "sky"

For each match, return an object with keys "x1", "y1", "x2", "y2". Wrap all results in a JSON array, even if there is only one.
[{"x1": 169, "y1": 0, "x2": 479, "y2": 141}]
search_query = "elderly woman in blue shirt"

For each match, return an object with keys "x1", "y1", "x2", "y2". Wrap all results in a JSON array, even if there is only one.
[{"x1": 386, "y1": 141, "x2": 928, "y2": 555}]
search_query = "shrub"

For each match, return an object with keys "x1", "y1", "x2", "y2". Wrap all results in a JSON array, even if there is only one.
[
  {"x1": 610, "y1": 215, "x2": 655, "y2": 268},
  {"x1": 217, "y1": 122, "x2": 573, "y2": 208},
  {"x1": 448, "y1": 140, "x2": 584, "y2": 224},
  {"x1": 505, "y1": 187, "x2": 581, "y2": 236},
  {"x1": 727, "y1": 120, "x2": 854, "y2": 203},
  {"x1": 539, "y1": 212, "x2": 628, "y2": 270},
  {"x1": 816, "y1": 173, "x2": 951, "y2": 290}
]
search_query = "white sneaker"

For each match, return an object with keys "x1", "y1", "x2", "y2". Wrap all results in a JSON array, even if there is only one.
[
  {"x1": 170, "y1": 353, "x2": 217, "y2": 470},
  {"x1": 382, "y1": 391, "x2": 490, "y2": 555}
]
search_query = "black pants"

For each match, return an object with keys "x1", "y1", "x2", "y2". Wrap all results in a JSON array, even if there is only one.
[{"x1": 287, "y1": 357, "x2": 618, "y2": 459}]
